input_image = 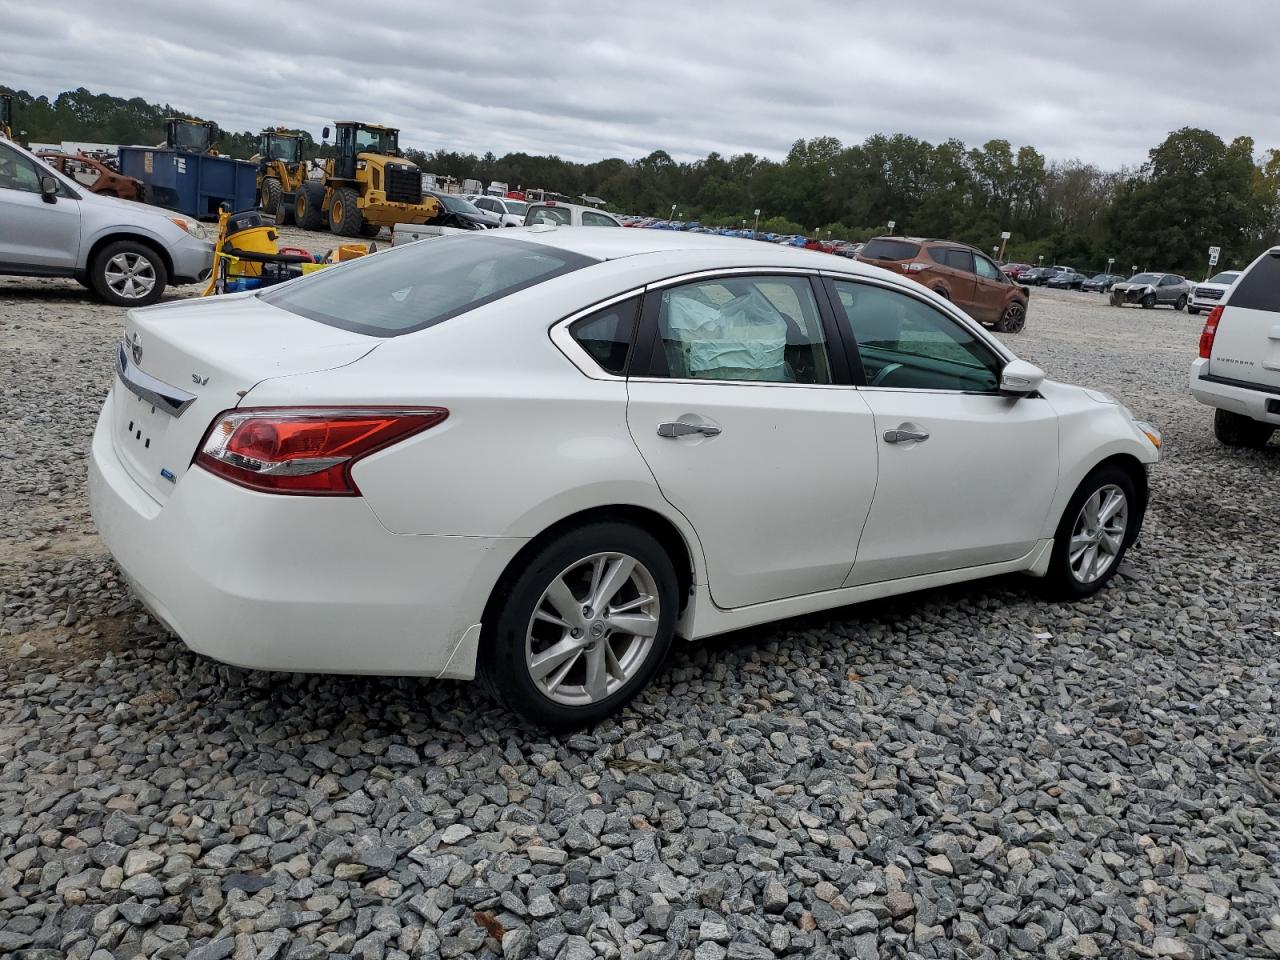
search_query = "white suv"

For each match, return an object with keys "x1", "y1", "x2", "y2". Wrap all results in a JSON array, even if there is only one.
[
  {"x1": 1187, "y1": 270, "x2": 1240, "y2": 316},
  {"x1": 1190, "y1": 246, "x2": 1280, "y2": 447}
]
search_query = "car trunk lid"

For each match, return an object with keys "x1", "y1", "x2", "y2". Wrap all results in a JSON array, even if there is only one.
[{"x1": 111, "y1": 293, "x2": 377, "y2": 504}]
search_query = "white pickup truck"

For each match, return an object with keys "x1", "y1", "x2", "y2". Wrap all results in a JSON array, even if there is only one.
[{"x1": 1190, "y1": 245, "x2": 1280, "y2": 447}]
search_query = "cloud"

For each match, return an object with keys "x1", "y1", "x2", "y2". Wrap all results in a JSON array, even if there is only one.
[{"x1": 4, "y1": 0, "x2": 1277, "y2": 168}]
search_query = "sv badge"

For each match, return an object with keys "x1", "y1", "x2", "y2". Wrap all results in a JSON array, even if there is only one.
[{"x1": 191, "y1": 373, "x2": 210, "y2": 386}]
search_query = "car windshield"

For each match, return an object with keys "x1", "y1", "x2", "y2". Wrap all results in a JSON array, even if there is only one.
[
  {"x1": 502, "y1": 200, "x2": 527, "y2": 216},
  {"x1": 260, "y1": 235, "x2": 596, "y2": 337},
  {"x1": 528, "y1": 205, "x2": 573, "y2": 225},
  {"x1": 1091, "y1": 274, "x2": 1109, "y2": 280},
  {"x1": 1208, "y1": 272, "x2": 1240, "y2": 284},
  {"x1": 1128, "y1": 273, "x2": 1160, "y2": 284},
  {"x1": 437, "y1": 194, "x2": 483, "y2": 215}
]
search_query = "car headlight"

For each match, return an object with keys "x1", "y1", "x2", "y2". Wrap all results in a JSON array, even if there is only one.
[
  {"x1": 168, "y1": 216, "x2": 207, "y2": 241},
  {"x1": 1133, "y1": 419, "x2": 1162, "y2": 450}
]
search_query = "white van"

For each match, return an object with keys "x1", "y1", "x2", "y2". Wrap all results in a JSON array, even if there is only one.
[
  {"x1": 1189, "y1": 245, "x2": 1280, "y2": 447},
  {"x1": 523, "y1": 201, "x2": 621, "y2": 227}
]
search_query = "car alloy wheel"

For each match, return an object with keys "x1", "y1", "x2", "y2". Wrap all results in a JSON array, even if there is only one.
[
  {"x1": 525, "y1": 551, "x2": 660, "y2": 706},
  {"x1": 1068, "y1": 484, "x2": 1128, "y2": 584},
  {"x1": 104, "y1": 252, "x2": 157, "y2": 300},
  {"x1": 1001, "y1": 302, "x2": 1026, "y2": 333}
]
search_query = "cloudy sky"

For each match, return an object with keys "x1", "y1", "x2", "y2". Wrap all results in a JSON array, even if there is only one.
[{"x1": 4, "y1": 0, "x2": 1276, "y2": 168}]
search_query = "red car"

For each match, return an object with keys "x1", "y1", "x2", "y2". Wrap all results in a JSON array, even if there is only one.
[{"x1": 1001, "y1": 262, "x2": 1032, "y2": 280}]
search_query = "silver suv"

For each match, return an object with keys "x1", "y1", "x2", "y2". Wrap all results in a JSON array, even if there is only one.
[{"x1": 0, "y1": 138, "x2": 213, "y2": 306}]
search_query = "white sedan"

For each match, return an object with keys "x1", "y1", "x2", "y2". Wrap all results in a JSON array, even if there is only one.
[{"x1": 89, "y1": 229, "x2": 1162, "y2": 728}]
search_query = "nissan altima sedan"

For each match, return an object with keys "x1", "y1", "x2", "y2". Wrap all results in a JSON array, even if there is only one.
[{"x1": 89, "y1": 228, "x2": 1162, "y2": 728}]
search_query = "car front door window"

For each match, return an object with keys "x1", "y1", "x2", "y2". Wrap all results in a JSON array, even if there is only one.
[
  {"x1": 974, "y1": 255, "x2": 1001, "y2": 281},
  {"x1": 831, "y1": 281, "x2": 1001, "y2": 392},
  {"x1": 0, "y1": 144, "x2": 41, "y2": 192}
]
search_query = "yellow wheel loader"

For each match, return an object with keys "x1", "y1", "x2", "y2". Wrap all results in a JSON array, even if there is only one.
[
  {"x1": 293, "y1": 122, "x2": 439, "y2": 237},
  {"x1": 253, "y1": 128, "x2": 306, "y2": 225}
]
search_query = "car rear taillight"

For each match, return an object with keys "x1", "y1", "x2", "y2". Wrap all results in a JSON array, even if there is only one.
[
  {"x1": 195, "y1": 407, "x2": 448, "y2": 495},
  {"x1": 1198, "y1": 305, "x2": 1223, "y2": 359}
]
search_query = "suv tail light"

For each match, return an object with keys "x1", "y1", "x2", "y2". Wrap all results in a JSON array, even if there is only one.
[
  {"x1": 195, "y1": 407, "x2": 448, "y2": 495},
  {"x1": 1198, "y1": 305, "x2": 1223, "y2": 359}
]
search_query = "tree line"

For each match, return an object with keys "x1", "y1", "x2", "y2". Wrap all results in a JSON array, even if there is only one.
[{"x1": 6, "y1": 85, "x2": 1278, "y2": 275}]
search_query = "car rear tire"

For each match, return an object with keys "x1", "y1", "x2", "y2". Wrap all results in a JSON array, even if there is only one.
[
  {"x1": 994, "y1": 301, "x2": 1027, "y2": 333},
  {"x1": 1187, "y1": 306, "x2": 1199, "y2": 316},
  {"x1": 1140, "y1": 293, "x2": 1156, "y2": 309},
  {"x1": 1213, "y1": 409, "x2": 1274, "y2": 449},
  {"x1": 329, "y1": 186, "x2": 364, "y2": 236},
  {"x1": 89, "y1": 240, "x2": 168, "y2": 307},
  {"x1": 1175, "y1": 295, "x2": 1187, "y2": 311},
  {"x1": 294, "y1": 182, "x2": 326, "y2": 230},
  {"x1": 1043, "y1": 464, "x2": 1139, "y2": 600},
  {"x1": 479, "y1": 522, "x2": 679, "y2": 729}
]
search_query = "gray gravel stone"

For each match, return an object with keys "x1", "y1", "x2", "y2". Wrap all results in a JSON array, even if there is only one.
[{"x1": 0, "y1": 278, "x2": 1278, "y2": 960}]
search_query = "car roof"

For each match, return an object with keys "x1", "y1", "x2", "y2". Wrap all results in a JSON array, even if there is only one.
[{"x1": 494, "y1": 225, "x2": 873, "y2": 268}]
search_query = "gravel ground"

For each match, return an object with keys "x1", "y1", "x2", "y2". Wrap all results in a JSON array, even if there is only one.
[{"x1": 2, "y1": 246, "x2": 1279, "y2": 960}]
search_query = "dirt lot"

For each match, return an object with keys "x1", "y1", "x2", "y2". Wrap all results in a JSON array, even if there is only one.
[{"x1": 1, "y1": 244, "x2": 1278, "y2": 960}]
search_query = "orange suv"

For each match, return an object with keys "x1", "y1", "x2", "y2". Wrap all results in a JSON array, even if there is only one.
[{"x1": 857, "y1": 237, "x2": 1030, "y2": 332}]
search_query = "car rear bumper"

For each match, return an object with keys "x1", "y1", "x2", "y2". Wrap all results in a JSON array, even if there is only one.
[
  {"x1": 1189, "y1": 358, "x2": 1280, "y2": 424},
  {"x1": 88, "y1": 390, "x2": 524, "y2": 678}
]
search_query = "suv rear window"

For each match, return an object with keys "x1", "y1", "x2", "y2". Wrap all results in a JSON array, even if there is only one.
[
  {"x1": 1228, "y1": 252, "x2": 1280, "y2": 313},
  {"x1": 861, "y1": 239, "x2": 921, "y2": 261},
  {"x1": 261, "y1": 235, "x2": 595, "y2": 337}
]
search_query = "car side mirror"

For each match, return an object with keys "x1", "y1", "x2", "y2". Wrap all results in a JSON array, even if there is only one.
[
  {"x1": 1000, "y1": 359, "x2": 1045, "y2": 396},
  {"x1": 39, "y1": 175, "x2": 58, "y2": 203}
]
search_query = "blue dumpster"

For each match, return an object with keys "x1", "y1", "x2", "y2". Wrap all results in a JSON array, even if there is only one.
[{"x1": 118, "y1": 147, "x2": 259, "y2": 220}]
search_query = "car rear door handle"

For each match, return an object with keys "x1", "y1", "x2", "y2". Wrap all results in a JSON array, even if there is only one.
[
  {"x1": 883, "y1": 428, "x2": 929, "y2": 444},
  {"x1": 657, "y1": 421, "x2": 722, "y2": 439}
]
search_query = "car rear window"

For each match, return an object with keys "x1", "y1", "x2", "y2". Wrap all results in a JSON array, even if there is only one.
[
  {"x1": 1228, "y1": 253, "x2": 1280, "y2": 313},
  {"x1": 260, "y1": 235, "x2": 596, "y2": 337},
  {"x1": 861, "y1": 239, "x2": 921, "y2": 261},
  {"x1": 526, "y1": 205, "x2": 572, "y2": 226}
]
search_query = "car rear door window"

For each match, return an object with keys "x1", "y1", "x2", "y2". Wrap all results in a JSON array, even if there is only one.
[
  {"x1": 569, "y1": 298, "x2": 639, "y2": 375},
  {"x1": 648, "y1": 275, "x2": 832, "y2": 384},
  {"x1": 581, "y1": 210, "x2": 619, "y2": 227},
  {"x1": 831, "y1": 280, "x2": 1001, "y2": 392},
  {"x1": 943, "y1": 249, "x2": 974, "y2": 272},
  {"x1": 1229, "y1": 254, "x2": 1280, "y2": 312},
  {"x1": 260, "y1": 234, "x2": 596, "y2": 337}
]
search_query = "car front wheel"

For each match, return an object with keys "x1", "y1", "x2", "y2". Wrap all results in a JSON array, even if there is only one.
[
  {"x1": 479, "y1": 522, "x2": 679, "y2": 729},
  {"x1": 1175, "y1": 294, "x2": 1188, "y2": 311},
  {"x1": 1044, "y1": 464, "x2": 1139, "y2": 600},
  {"x1": 995, "y1": 301, "x2": 1027, "y2": 333},
  {"x1": 90, "y1": 240, "x2": 168, "y2": 307}
]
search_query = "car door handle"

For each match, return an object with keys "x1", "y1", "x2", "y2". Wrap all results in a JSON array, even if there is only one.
[
  {"x1": 657, "y1": 421, "x2": 722, "y2": 439},
  {"x1": 883, "y1": 428, "x2": 930, "y2": 444}
]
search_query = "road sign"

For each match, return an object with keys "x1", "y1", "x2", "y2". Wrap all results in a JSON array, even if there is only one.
[
  {"x1": 887, "y1": 220, "x2": 896, "y2": 232},
  {"x1": 1208, "y1": 245, "x2": 1220, "y2": 266},
  {"x1": 1000, "y1": 231, "x2": 1011, "y2": 240},
  {"x1": 753, "y1": 208, "x2": 760, "y2": 216}
]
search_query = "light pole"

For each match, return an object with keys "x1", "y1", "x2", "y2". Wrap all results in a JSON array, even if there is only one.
[
  {"x1": 991, "y1": 246, "x2": 999, "y2": 263},
  {"x1": 669, "y1": 203, "x2": 676, "y2": 223},
  {"x1": 753, "y1": 208, "x2": 760, "y2": 237},
  {"x1": 1038, "y1": 255, "x2": 1044, "y2": 267},
  {"x1": 1107, "y1": 257, "x2": 1115, "y2": 276},
  {"x1": 998, "y1": 230, "x2": 1011, "y2": 262}
]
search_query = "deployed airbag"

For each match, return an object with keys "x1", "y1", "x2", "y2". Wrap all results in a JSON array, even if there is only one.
[{"x1": 664, "y1": 286, "x2": 789, "y2": 381}]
